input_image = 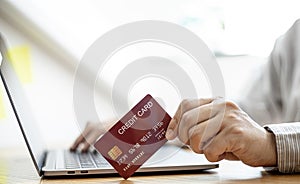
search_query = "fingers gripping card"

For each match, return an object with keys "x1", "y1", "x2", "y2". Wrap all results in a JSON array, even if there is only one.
[{"x1": 94, "y1": 94, "x2": 171, "y2": 179}]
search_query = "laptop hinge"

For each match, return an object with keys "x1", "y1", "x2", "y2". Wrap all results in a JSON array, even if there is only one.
[{"x1": 39, "y1": 151, "x2": 47, "y2": 176}]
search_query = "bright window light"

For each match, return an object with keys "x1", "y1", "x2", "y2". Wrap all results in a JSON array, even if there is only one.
[{"x1": 5, "y1": 0, "x2": 300, "y2": 59}]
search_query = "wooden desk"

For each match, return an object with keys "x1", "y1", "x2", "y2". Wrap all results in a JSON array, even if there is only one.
[{"x1": 1, "y1": 146, "x2": 299, "y2": 184}]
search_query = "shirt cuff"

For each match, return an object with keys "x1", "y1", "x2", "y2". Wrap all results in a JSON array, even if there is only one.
[{"x1": 264, "y1": 123, "x2": 300, "y2": 173}]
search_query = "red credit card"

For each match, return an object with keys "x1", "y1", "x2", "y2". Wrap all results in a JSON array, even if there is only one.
[{"x1": 94, "y1": 94, "x2": 171, "y2": 179}]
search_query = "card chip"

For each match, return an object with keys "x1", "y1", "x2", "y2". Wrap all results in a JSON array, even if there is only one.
[{"x1": 108, "y1": 145, "x2": 122, "y2": 160}]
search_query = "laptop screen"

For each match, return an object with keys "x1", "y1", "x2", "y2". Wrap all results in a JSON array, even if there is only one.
[{"x1": 0, "y1": 34, "x2": 46, "y2": 176}]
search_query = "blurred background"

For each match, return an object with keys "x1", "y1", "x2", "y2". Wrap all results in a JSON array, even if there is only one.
[{"x1": 0, "y1": 0, "x2": 299, "y2": 149}]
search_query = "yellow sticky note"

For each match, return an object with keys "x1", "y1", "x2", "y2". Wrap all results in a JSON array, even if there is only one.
[
  {"x1": 6, "y1": 45, "x2": 32, "y2": 83},
  {"x1": 0, "y1": 89, "x2": 5, "y2": 119}
]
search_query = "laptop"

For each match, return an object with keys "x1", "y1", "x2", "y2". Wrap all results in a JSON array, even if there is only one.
[{"x1": 0, "y1": 33, "x2": 218, "y2": 177}]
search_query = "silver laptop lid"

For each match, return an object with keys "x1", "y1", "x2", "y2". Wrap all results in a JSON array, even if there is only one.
[{"x1": 0, "y1": 33, "x2": 46, "y2": 176}]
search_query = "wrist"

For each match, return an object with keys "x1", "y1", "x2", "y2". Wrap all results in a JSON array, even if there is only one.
[{"x1": 264, "y1": 131, "x2": 277, "y2": 166}]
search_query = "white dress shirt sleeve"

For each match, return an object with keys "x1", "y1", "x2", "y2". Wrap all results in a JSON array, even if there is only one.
[{"x1": 264, "y1": 123, "x2": 300, "y2": 173}]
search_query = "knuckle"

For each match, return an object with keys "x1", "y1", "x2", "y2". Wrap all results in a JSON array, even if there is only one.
[
  {"x1": 225, "y1": 100, "x2": 239, "y2": 109},
  {"x1": 203, "y1": 149, "x2": 217, "y2": 162},
  {"x1": 190, "y1": 144, "x2": 202, "y2": 154},
  {"x1": 189, "y1": 135, "x2": 202, "y2": 154},
  {"x1": 204, "y1": 148, "x2": 213, "y2": 156},
  {"x1": 181, "y1": 99, "x2": 191, "y2": 110},
  {"x1": 226, "y1": 110, "x2": 239, "y2": 121},
  {"x1": 229, "y1": 125, "x2": 245, "y2": 135},
  {"x1": 224, "y1": 105, "x2": 245, "y2": 123},
  {"x1": 181, "y1": 113, "x2": 192, "y2": 124}
]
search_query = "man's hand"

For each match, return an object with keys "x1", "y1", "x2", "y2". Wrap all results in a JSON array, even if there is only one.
[
  {"x1": 166, "y1": 98, "x2": 277, "y2": 167},
  {"x1": 70, "y1": 122, "x2": 109, "y2": 152}
]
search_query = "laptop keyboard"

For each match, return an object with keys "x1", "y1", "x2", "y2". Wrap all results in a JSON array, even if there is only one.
[{"x1": 64, "y1": 150, "x2": 109, "y2": 169}]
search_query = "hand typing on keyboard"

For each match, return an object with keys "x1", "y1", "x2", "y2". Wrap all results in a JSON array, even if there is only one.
[{"x1": 70, "y1": 121, "x2": 114, "y2": 152}]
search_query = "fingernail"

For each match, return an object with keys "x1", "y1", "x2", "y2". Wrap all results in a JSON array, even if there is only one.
[{"x1": 166, "y1": 129, "x2": 174, "y2": 140}]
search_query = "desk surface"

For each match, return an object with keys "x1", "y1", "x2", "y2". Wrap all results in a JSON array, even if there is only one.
[{"x1": 1, "y1": 146, "x2": 299, "y2": 184}]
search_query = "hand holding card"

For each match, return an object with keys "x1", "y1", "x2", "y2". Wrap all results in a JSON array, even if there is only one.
[{"x1": 94, "y1": 94, "x2": 171, "y2": 179}]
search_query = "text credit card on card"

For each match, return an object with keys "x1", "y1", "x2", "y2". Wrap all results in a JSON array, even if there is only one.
[{"x1": 94, "y1": 94, "x2": 171, "y2": 179}]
